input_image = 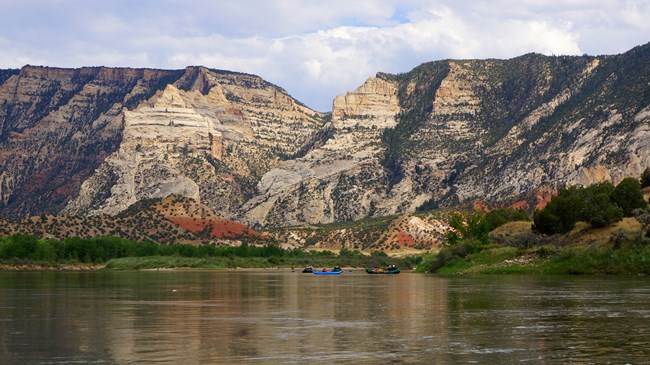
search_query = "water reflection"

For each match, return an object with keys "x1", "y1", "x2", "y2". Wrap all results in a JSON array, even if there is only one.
[{"x1": 0, "y1": 271, "x2": 648, "y2": 364}]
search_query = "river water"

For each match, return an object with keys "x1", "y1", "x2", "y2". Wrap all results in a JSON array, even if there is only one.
[{"x1": 0, "y1": 270, "x2": 648, "y2": 364}]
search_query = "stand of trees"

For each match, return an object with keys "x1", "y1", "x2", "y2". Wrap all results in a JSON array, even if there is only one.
[
  {"x1": 533, "y1": 178, "x2": 647, "y2": 235},
  {"x1": 0, "y1": 235, "x2": 304, "y2": 264},
  {"x1": 420, "y1": 172, "x2": 649, "y2": 273},
  {"x1": 0, "y1": 235, "x2": 421, "y2": 269}
]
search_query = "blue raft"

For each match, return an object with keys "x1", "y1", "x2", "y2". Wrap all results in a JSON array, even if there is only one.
[{"x1": 313, "y1": 270, "x2": 342, "y2": 275}]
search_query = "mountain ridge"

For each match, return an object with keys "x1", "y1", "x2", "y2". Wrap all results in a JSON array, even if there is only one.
[
  {"x1": 243, "y1": 43, "x2": 648, "y2": 226},
  {"x1": 0, "y1": 44, "x2": 648, "y2": 236},
  {"x1": 0, "y1": 65, "x2": 323, "y2": 219}
]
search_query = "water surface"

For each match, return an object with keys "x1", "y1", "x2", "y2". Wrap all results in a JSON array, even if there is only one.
[{"x1": 0, "y1": 271, "x2": 648, "y2": 364}]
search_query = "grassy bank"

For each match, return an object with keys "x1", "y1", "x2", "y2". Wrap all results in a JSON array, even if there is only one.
[
  {"x1": 428, "y1": 244, "x2": 650, "y2": 275},
  {"x1": 418, "y1": 218, "x2": 650, "y2": 275},
  {"x1": 104, "y1": 255, "x2": 416, "y2": 270}
]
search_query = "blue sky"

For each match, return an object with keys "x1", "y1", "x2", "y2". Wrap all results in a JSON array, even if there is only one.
[{"x1": 0, "y1": 0, "x2": 648, "y2": 111}]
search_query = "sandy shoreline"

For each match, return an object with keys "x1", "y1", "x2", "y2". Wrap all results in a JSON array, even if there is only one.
[
  {"x1": 0, "y1": 264, "x2": 373, "y2": 272},
  {"x1": 0, "y1": 263, "x2": 106, "y2": 271}
]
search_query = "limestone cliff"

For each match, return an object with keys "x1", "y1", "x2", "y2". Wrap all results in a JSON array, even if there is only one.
[
  {"x1": 0, "y1": 66, "x2": 322, "y2": 218},
  {"x1": 242, "y1": 75, "x2": 401, "y2": 226},
  {"x1": 243, "y1": 43, "x2": 650, "y2": 226},
  {"x1": 0, "y1": 43, "x2": 648, "y2": 232}
]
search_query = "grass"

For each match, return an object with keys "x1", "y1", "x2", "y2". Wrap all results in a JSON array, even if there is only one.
[
  {"x1": 490, "y1": 221, "x2": 533, "y2": 235},
  {"x1": 532, "y1": 244, "x2": 650, "y2": 275},
  {"x1": 566, "y1": 218, "x2": 642, "y2": 247},
  {"x1": 103, "y1": 254, "x2": 416, "y2": 271},
  {"x1": 421, "y1": 211, "x2": 650, "y2": 276},
  {"x1": 105, "y1": 256, "x2": 229, "y2": 270},
  {"x1": 435, "y1": 247, "x2": 520, "y2": 274},
  {"x1": 428, "y1": 243, "x2": 650, "y2": 275}
]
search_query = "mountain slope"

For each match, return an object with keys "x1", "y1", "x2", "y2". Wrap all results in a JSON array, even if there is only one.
[
  {"x1": 0, "y1": 44, "x2": 648, "y2": 229},
  {"x1": 0, "y1": 67, "x2": 183, "y2": 217},
  {"x1": 0, "y1": 195, "x2": 263, "y2": 244},
  {"x1": 0, "y1": 66, "x2": 322, "y2": 219},
  {"x1": 243, "y1": 43, "x2": 649, "y2": 226}
]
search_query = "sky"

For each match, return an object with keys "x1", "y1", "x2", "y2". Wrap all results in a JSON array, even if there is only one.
[{"x1": 0, "y1": 1, "x2": 648, "y2": 111}]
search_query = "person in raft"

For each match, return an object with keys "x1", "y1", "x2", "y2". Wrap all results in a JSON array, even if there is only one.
[{"x1": 322, "y1": 268, "x2": 328, "y2": 272}]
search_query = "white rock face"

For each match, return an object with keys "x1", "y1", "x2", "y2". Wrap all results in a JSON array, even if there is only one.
[
  {"x1": 63, "y1": 67, "x2": 322, "y2": 217},
  {"x1": 242, "y1": 76, "x2": 401, "y2": 226},
  {"x1": 64, "y1": 84, "x2": 227, "y2": 215},
  {"x1": 241, "y1": 53, "x2": 650, "y2": 226},
  {"x1": 3, "y1": 50, "x2": 648, "y2": 226}
]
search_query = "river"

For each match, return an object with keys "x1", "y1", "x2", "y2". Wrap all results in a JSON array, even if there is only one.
[{"x1": 0, "y1": 270, "x2": 648, "y2": 364}]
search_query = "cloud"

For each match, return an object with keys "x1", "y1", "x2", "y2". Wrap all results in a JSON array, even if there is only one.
[{"x1": 0, "y1": 0, "x2": 647, "y2": 111}]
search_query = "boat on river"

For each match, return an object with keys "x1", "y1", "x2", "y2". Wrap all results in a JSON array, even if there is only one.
[
  {"x1": 365, "y1": 266, "x2": 400, "y2": 274},
  {"x1": 313, "y1": 268, "x2": 342, "y2": 275},
  {"x1": 302, "y1": 266, "x2": 314, "y2": 273}
]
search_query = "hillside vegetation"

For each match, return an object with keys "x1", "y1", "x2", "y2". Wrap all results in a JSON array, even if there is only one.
[
  {"x1": 417, "y1": 178, "x2": 650, "y2": 275},
  {"x1": 0, "y1": 234, "x2": 419, "y2": 271},
  {"x1": 0, "y1": 195, "x2": 263, "y2": 245}
]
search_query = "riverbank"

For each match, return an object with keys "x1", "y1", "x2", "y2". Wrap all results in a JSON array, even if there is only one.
[
  {"x1": 430, "y1": 245, "x2": 649, "y2": 275},
  {"x1": 104, "y1": 256, "x2": 414, "y2": 270},
  {"x1": 0, "y1": 234, "x2": 420, "y2": 271},
  {"x1": 0, "y1": 255, "x2": 416, "y2": 271},
  {"x1": 0, "y1": 263, "x2": 105, "y2": 271},
  {"x1": 416, "y1": 215, "x2": 650, "y2": 276}
]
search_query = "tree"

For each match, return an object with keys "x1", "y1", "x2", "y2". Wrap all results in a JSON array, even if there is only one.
[
  {"x1": 447, "y1": 210, "x2": 490, "y2": 245},
  {"x1": 611, "y1": 178, "x2": 647, "y2": 216},
  {"x1": 533, "y1": 187, "x2": 584, "y2": 235},
  {"x1": 485, "y1": 208, "x2": 529, "y2": 231},
  {"x1": 580, "y1": 182, "x2": 623, "y2": 228},
  {"x1": 532, "y1": 208, "x2": 563, "y2": 235},
  {"x1": 0, "y1": 234, "x2": 40, "y2": 260},
  {"x1": 641, "y1": 167, "x2": 650, "y2": 188}
]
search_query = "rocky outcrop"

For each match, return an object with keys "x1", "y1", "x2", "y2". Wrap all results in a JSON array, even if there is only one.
[
  {"x1": 242, "y1": 75, "x2": 401, "y2": 226},
  {"x1": 0, "y1": 66, "x2": 322, "y2": 218},
  {"x1": 0, "y1": 66, "x2": 184, "y2": 217},
  {"x1": 0, "y1": 43, "x2": 648, "y2": 231},
  {"x1": 62, "y1": 67, "x2": 322, "y2": 218},
  {"x1": 243, "y1": 44, "x2": 650, "y2": 227}
]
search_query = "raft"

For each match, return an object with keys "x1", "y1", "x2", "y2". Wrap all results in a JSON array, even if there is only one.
[
  {"x1": 365, "y1": 267, "x2": 400, "y2": 274},
  {"x1": 313, "y1": 271, "x2": 342, "y2": 275}
]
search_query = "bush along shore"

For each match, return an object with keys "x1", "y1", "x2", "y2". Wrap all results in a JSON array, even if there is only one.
[
  {"x1": 0, "y1": 234, "x2": 419, "y2": 270},
  {"x1": 417, "y1": 174, "x2": 650, "y2": 275}
]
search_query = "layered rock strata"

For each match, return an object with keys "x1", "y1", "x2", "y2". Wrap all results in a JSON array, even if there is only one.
[
  {"x1": 243, "y1": 44, "x2": 649, "y2": 226},
  {"x1": 1, "y1": 44, "x2": 648, "y2": 229},
  {"x1": 242, "y1": 76, "x2": 401, "y2": 226},
  {"x1": 0, "y1": 66, "x2": 322, "y2": 218}
]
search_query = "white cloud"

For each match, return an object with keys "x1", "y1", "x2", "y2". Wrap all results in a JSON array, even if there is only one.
[{"x1": 0, "y1": 0, "x2": 647, "y2": 110}]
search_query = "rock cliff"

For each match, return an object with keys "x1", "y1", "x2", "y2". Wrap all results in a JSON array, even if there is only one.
[
  {"x1": 242, "y1": 75, "x2": 400, "y2": 226},
  {"x1": 1, "y1": 44, "x2": 648, "y2": 233},
  {"x1": 0, "y1": 66, "x2": 322, "y2": 218},
  {"x1": 243, "y1": 44, "x2": 649, "y2": 226},
  {"x1": 0, "y1": 66, "x2": 184, "y2": 217}
]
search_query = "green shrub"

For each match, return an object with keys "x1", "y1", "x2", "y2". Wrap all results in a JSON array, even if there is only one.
[
  {"x1": 490, "y1": 229, "x2": 540, "y2": 248},
  {"x1": 533, "y1": 187, "x2": 585, "y2": 234},
  {"x1": 485, "y1": 208, "x2": 529, "y2": 231},
  {"x1": 447, "y1": 210, "x2": 490, "y2": 245},
  {"x1": 612, "y1": 177, "x2": 647, "y2": 216},
  {"x1": 581, "y1": 182, "x2": 623, "y2": 227}
]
